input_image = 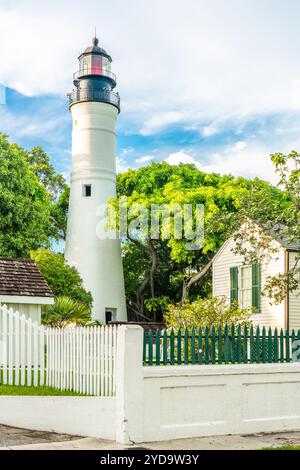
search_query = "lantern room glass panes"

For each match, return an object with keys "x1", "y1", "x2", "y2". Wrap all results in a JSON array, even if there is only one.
[
  {"x1": 91, "y1": 55, "x2": 101, "y2": 74},
  {"x1": 80, "y1": 56, "x2": 90, "y2": 74},
  {"x1": 79, "y1": 55, "x2": 111, "y2": 76}
]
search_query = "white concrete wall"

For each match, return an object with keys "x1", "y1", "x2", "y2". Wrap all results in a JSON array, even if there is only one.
[
  {"x1": 288, "y1": 251, "x2": 300, "y2": 331},
  {"x1": 65, "y1": 101, "x2": 126, "y2": 323},
  {"x1": 141, "y1": 363, "x2": 300, "y2": 442},
  {"x1": 0, "y1": 396, "x2": 116, "y2": 440},
  {"x1": 212, "y1": 237, "x2": 285, "y2": 330},
  {"x1": 116, "y1": 326, "x2": 300, "y2": 444},
  {"x1": 2, "y1": 326, "x2": 300, "y2": 445}
]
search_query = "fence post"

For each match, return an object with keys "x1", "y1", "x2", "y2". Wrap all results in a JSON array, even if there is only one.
[{"x1": 115, "y1": 325, "x2": 144, "y2": 445}]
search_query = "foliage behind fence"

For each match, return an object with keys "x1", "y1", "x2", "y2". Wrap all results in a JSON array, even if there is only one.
[{"x1": 143, "y1": 324, "x2": 300, "y2": 366}]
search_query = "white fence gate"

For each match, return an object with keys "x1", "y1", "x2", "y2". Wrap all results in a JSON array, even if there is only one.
[{"x1": 0, "y1": 305, "x2": 118, "y2": 396}]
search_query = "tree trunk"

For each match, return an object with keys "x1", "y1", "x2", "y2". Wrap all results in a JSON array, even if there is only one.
[
  {"x1": 128, "y1": 236, "x2": 158, "y2": 316},
  {"x1": 181, "y1": 259, "x2": 213, "y2": 303}
]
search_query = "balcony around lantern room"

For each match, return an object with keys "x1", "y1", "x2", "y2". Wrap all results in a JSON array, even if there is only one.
[{"x1": 67, "y1": 87, "x2": 120, "y2": 112}]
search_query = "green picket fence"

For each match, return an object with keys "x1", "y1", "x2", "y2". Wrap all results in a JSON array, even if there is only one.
[{"x1": 143, "y1": 324, "x2": 300, "y2": 366}]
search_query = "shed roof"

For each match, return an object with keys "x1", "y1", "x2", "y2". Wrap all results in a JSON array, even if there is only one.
[{"x1": 0, "y1": 258, "x2": 54, "y2": 298}]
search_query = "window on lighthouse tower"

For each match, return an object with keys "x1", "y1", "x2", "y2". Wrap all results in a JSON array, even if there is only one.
[{"x1": 83, "y1": 184, "x2": 92, "y2": 197}]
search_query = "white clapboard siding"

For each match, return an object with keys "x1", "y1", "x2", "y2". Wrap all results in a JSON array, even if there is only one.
[
  {"x1": 288, "y1": 251, "x2": 300, "y2": 331},
  {"x1": 212, "y1": 236, "x2": 286, "y2": 330},
  {"x1": 0, "y1": 305, "x2": 45, "y2": 386},
  {"x1": 46, "y1": 325, "x2": 118, "y2": 397}
]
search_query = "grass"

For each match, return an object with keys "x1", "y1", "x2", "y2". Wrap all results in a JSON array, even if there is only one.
[
  {"x1": 262, "y1": 446, "x2": 300, "y2": 450},
  {"x1": 0, "y1": 384, "x2": 84, "y2": 396}
]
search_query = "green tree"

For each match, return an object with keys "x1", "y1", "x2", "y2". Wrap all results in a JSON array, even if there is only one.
[
  {"x1": 26, "y1": 146, "x2": 66, "y2": 201},
  {"x1": 50, "y1": 186, "x2": 70, "y2": 240},
  {"x1": 0, "y1": 134, "x2": 51, "y2": 257},
  {"x1": 234, "y1": 151, "x2": 300, "y2": 304},
  {"x1": 25, "y1": 146, "x2": 69, "y2": 241},
  {"x1": 31, "y1": 249, "x2": 93, "y2": 309},
  {"x1": 112, "y1": 162, "x2": 284, "y2": 319}
]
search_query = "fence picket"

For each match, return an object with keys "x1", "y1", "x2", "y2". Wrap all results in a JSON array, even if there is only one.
[
  {"x1": 286, "y1": 329, "x2": 290, "y2": 362},
  {"x1": 14, "y1": 312, "x2": 20, "y2": 386},
  {"x1": 211, "y1": 326, "x2": 215, "y2": 365},
  {"x1": 156, "y1": 330, "x2": 161, "y2": 366},
  {"x1": 268, "y1": 327, "x2": 273, "y2": 363},
  {"x1": 20, "y1": 315, "x2": 26, "y2": 385},
  {"x1": 170, "y1": 329, "x2": 175, "y2": 365},
  {"x1": 184, "y1": 329, "x2": 189, "y2": 365},
  {"x1": 198, "y1": 328, "x2": 202, "y2": 365},
  {"x1": 177, "y1": 329, "x2": 182, "y2": 365},
  {"x1": 8, "y1": 310, "x2": 13, "y2": 385},
  {"x1": 217, "y1": 326, "x2": 222, "y2": 364},
  {"x1": 163, "y1": 330, "x2": 168, "y2": 365},
  {"x1": 2, "y1": 306, "x2": 8, "y2": 384},
  {"x1": 262, "y1": 327, "x2": 267, "y2": 363},
  {"x1": 243, "y1": 325, "x2": 248, "y2": 364},
  {"x1": 237, "y1": 325, "x2": 242, "y2": 364}
]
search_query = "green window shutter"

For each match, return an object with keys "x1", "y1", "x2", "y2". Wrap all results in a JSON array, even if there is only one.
[
  {"x1": 230, "y1": 267, "x2": 239, "y2": 304},
  {"x1": 252, "y1": 263, "x2": 261, "y2": 312}
]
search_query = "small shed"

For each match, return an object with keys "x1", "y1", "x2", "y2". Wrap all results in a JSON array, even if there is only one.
[{"x1": 0, "y1": 257, "x2": 54, "y2": 324}]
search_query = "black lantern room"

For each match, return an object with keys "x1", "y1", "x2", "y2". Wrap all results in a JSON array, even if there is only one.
[{"x1": 68, "y1": 37, "x2": 120, "y2": 112}]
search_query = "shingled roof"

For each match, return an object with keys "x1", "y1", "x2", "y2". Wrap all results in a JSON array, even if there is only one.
[{"x1": 0, "y1": 258, "x2": 54, "y2": 298}]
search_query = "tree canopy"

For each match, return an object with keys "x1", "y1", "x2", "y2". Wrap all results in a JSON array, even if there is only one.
[
  {"x1": 114, "y1": 162, "x2": 286, "y2": 320},
  {"x1": 0, "y1": 133, "x2": 69, "y2": 256},
  {"x1": 0, "y1": 134, "x2": 52, "y2": 257},
  {"x1": 233, "y1": 151, "x2": 300, "y2": 304},
  {"x1": 31, "y1": 249, "x2": 93, "y2": 309}
]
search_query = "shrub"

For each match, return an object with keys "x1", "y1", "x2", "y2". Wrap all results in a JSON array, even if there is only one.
[
  {"x1": 164, "y1": 297, "x2": 252, "y2": 331},
  {"x1": 42, "y1": 296, "x2": 92, "y2": 327}
]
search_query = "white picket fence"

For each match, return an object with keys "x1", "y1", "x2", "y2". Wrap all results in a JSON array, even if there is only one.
[
  {"x1": 0, "y1": 305, "x2": 45, "y2": 386},
  {"x1": 46, "y1": 325, "x2": 118, "y2": 396},
  {"x1": 0, "y1": 305, "x2": 118, "y2": 396}
]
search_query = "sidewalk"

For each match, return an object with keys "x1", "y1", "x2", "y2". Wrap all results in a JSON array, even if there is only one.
[{"x1": 1, "y1": 426, "x2": 300, "y2": 450}]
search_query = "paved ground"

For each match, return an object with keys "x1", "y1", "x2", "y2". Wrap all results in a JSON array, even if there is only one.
[
  {"x1": 0, "y1": 424, "x2": 80, "y2": 449},
  {"x1": 1, "y1": 425, "x2": 300, "y2": 450}
]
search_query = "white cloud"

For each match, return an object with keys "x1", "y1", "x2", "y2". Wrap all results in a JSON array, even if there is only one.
[
  {"x1": 165, "y1": 151, "x2": 198, "y2": 166},
  {"x1": 0, "y1": 103, "x2": 69, "y2": 142},
  {"x1": 202, "y1": 124, "x2": 220, "y2": 138},
  {"x1": 2, "y1": 0, "x2": 300, "y2": 185},
  {"x1": 116, "y1": 157, "x2": 128, "y2": 173},
  {"x1": 1, "y1": 0, "x2": 299, "y2": 131},
  {"x1": 164, "y1": 143, "x2": 279, "y2": 184},
  {"x1": 140, "y1": 112, "x2": 183, "y2": 136},
  {"x1": 231, "y1": 141, "x2": 247, "y2": 152},
  {"x1": 199, "y1": 145, "x2": 278, "y2": 183},
  {"x1": 121, "y1": 147, "x2": 135, "y2": 155},
  {"x1": 135, "y1": 155, "x2": 154, "y2": 163}
]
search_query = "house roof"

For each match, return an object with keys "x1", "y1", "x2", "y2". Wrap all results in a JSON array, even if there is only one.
[
  {"x1": 263, "y1": 223, "x2": 300, "y2": 251},
  {"x1": 212, "y1": 221, "x2": 300, "y2": 265},
  {"x1": 0, "y1": 258, "x2": 54, "y2": 298}
]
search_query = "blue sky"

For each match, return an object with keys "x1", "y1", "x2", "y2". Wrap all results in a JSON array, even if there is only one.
[{"x1": 1, "y1": 0, "x2": 300, "y2": 184}]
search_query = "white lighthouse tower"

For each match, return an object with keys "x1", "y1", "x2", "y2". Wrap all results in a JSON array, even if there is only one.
[{"x1": 65, "y1": 37, "x2": 127, "y2": 324}]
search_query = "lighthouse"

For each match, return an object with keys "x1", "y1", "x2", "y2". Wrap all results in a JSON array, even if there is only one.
[{"x1": 65, "y1": 37, "x2": 127, "y2": 324}]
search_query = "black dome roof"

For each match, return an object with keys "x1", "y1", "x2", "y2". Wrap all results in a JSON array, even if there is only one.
[{"x1": 80, "y1": 37, "x2": 112, "y2": 61}]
